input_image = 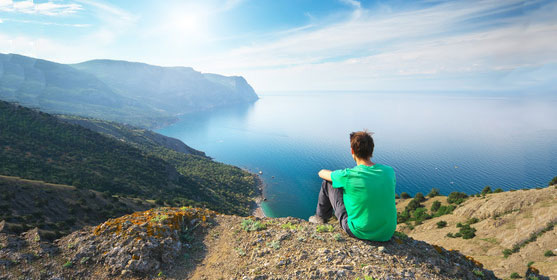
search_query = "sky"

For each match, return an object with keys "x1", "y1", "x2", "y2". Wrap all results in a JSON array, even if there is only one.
[{"x1": 0, "y1": 0, "x2": 556, "y2": 92}]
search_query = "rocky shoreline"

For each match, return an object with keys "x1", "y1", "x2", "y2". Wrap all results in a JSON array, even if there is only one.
[{"x1": 250, "y1": 173, "x2": 267, "y2": 218}]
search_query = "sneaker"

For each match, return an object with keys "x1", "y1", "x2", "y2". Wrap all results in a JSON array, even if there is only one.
[{"x1": 308, "y1": 215, "x2": 325, "y2": 224}]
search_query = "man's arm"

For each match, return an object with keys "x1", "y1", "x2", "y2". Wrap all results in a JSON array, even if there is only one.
[{"x1": 318, "y1": 169, "x2": 332, "y2": 182}]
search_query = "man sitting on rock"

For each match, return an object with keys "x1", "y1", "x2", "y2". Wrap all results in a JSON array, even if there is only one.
[{"x1": 309, "y1": 130, "x2": 397, "y2": 241}]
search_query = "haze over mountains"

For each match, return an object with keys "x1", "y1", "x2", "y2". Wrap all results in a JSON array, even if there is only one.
[{"x1": 0, "y1": 53, "x2": 258, "y2": 129}]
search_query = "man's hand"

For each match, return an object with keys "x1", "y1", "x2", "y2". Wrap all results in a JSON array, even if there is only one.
[{"x1": 318, "y1": 169, "x2": 332, "y2": 182}]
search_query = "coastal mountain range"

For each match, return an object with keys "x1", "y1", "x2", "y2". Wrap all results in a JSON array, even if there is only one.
[{"x1": 0, "y1": 53, "x2": 258, "y2": 129}]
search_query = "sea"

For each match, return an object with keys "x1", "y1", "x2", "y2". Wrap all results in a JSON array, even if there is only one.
[{"x1": 157, "y1": 91, "x2": 557, "y2": 218}]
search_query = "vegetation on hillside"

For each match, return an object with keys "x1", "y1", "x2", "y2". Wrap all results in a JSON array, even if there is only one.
[
  {"x1": 502, "y1": 220, "x2": 556, "y2": 258},
  {"x1": 396, "y1": 189, "x2": 460, "y2": 227},
  {"x1": 0, "y1": 101, "x2": 256, "y2": 216},
  {"x1": 0, "y1": 175, "x2": 153, "y2": 239},
  {"x1": 549, "y1": 176, "x2": 557, "y2": 186},
  {"x1": 59, "y1": 115, "x2": 257, "y2": 215}
]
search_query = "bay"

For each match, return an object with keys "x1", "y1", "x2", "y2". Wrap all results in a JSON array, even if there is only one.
[{"x1": 157, "y1": 92, "x2": 557, "y2": 218}]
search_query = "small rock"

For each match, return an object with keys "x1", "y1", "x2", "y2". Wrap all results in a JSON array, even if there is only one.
[{"x1": 318, "y1": 248, "x2": 330, "y2": 255}]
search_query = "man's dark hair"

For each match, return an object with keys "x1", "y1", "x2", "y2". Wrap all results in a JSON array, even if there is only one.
[{"x1": 350, "y1": 130, "x2": 374, "y2": 159}]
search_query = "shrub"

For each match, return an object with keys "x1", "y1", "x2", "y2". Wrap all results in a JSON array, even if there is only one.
[
  {"x1": 436, "y1": 220, "x2": 447, "y2": 228},
  {"x1": 544, "y1": 250, "x2": 556, "y2": 257},
  {"x1": 414, "y1": 192, "x2": 426, "y2": 203},
  {"x1": 467, "y1": 217, "x2": 479, "y2": 224},
  {"x1": 406, "y1": 199, "x2": 422, "y2": 212},
  {"x1": 62, "y1": 261, "x2": 73, "y2": 268},
  {"x1": 460, "y1": 224, "x2": 476, "y2": 239},
  {"x1": 394, "y1": 193, "x2": 399, "y2": 199},
  {"x1": 427, "y1": 188, "x2": 440, "y2": 198},
  {"x1": 527, "y1": 261, "x2": 534, "y2": 267},
  {"x1": 432, "y1": 205, "x2": 455, "y2": 217},
  {"x1": 393, "y1": 231, "x2": 408, "y2": 240},
  {"x1": 267, "y1": 240, "x2": 280, "y2": 250},
  {"x1": 481, "y1": 186, "x2": 492, "y2": 195},
  {"x1": 510, "y1": 272, "x2": 521, "y2": 278},
  {"x1": 241, "y1": 219, "x2": 266, "y2": 232},
  {"x1": 102, "y1": 191, "x2": 111, "y2": 199},
  {"x1": 150, "y1": 214, "x2": 168, "y2": 223},
  {"x1": 412, "y1": 207, "x2": 430, "y2": 223},
  {"x1": 400, "y1": 192, "x2": 411, "y2": 199},
  {"x1": 447, "y1": 192, "x2": 468, "y2": 204},
  {"x1": 446, "y1": 232, "x2": 455, "y2": 238},
  {"x1": 316, "y1": 224, "x2": 334, "y2": 233},
  {"x1": 454, "y1": 232, "x2": 462, "y2": 237},
  {"x1": 281, "y1": 222, "x2": 301, "y2": 231},
  {"x1": 431, "y1": 201, "x2": 441, "y2": 212},
  {"x1": 549, "y1": 176, "x2": 557, "y2": 186},
  {"x1": 456, "y1": 222, "x2": 463, "y2": 228},
  {"x1": 397, "y1": 210, "x2": 410, "y2": 224},
  {"x1": 493, "y1": 188, "x2": 503, "y2": 193},
  {"x1": 472, "y1": 269, "x2": 484, "y2": 277}
]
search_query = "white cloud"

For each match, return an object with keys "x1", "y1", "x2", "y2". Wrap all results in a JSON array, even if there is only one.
[
  {"x1": 75, "y1": 0, "x2": 134, "y2": 22},
  {"x1": 339, "y1": 0, "x2": 361, "y2": 9},
  {"x1": 74, "y1": 0, "x2": 138, "y2": 46},
  {"x1": 189, "y1": 0, "x2": 557, "y2": 91},
  {"x1": 2, "y1": 18, "x2": 89, "y2": 27},
  {"x1": 0, "y1": 33, "x2": 108, "y2": 63},
  {"x1": 0, "y1": 0, "x2": 82, "y2": 16}
]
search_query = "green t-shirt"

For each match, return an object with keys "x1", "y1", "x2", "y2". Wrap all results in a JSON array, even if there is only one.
[{"x1": 331, "y1": 164, "x2": 397, "y2": 241}]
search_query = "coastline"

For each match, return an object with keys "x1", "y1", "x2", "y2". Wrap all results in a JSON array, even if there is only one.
[{"x1": 250, "y1": 173, "x2": 267, "y2": 218}]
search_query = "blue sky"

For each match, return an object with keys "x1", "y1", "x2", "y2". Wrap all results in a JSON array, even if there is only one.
[{"x1": 0, "y1": 0, "x2": 556, "y2": 92}]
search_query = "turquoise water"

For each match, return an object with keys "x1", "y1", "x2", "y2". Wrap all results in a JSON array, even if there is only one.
[{"x1": 157, "y1": 92, "x2": 557, "y2": 218}]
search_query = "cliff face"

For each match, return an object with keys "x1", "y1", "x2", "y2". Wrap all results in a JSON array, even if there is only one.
[
  {"x1": 1, "y1": 207, "x2": 498, "y2": 280},
  {"x1": 0, "y1": 53, "x2": 259, "y2": 129},
  {"x1": 72, "y1": 59, "x2": 259, "y2": 116}
]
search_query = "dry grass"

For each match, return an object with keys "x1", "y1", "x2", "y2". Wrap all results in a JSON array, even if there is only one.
[{"x1": 396, "y1": 186, "x2": 557, "y2": 279}]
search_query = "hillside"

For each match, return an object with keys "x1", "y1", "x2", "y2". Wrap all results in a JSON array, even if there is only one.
[
  {"x1": 0, "y1": 175, "x2": 155, "y2": 239},
  {"x1": 0, "y1": 101, "x2": 257, "y2": 216},
  {"x1": 58, "y1": 115, "x2": 206, "y2": 157},
  {"x1": 395, "y1": 186, "x2": 557, "y2": 279},
  {"x1": 0, "y1": 53, "x2": 258, "y2": 129},
  {"x1": 1, "y1": 207, "x2": 499, "y2": 279}
]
